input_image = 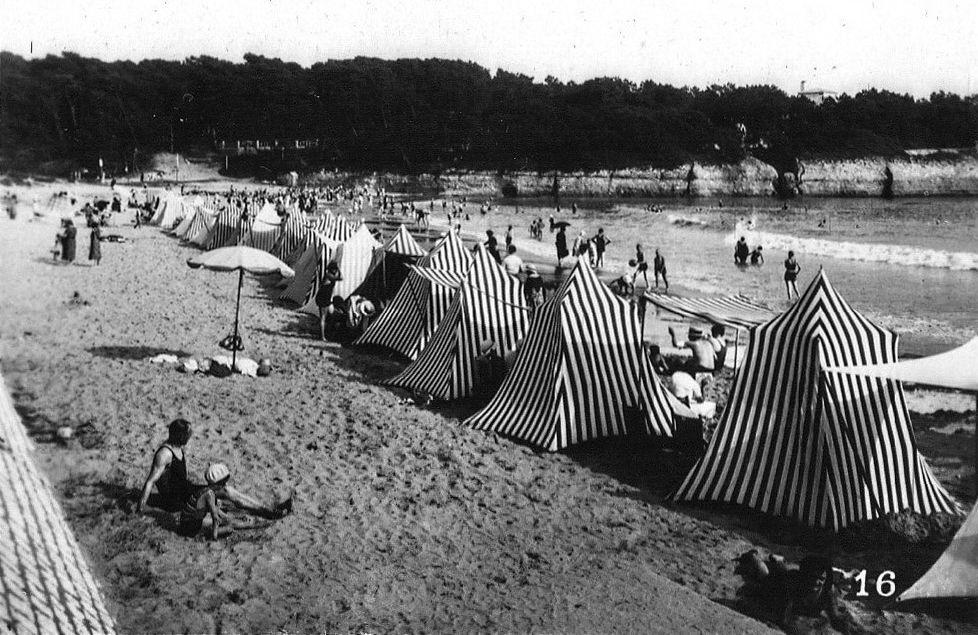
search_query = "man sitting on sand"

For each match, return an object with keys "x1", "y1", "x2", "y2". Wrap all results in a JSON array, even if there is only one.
[
  {"x1": 668, "y1": 326, "x2": 718, "y2": 374},
  {"x1": 137, "y1": 419, "x2": 292, "y2": 533}
]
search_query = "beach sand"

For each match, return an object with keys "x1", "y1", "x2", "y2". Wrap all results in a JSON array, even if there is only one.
[{"x1": 1, "y1": 180, "x2": 975, "y2": 634}]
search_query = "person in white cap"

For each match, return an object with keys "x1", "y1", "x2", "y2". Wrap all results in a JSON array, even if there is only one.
[{"x1": 178, "y1": 463, "x2": 292, "y2": 540}]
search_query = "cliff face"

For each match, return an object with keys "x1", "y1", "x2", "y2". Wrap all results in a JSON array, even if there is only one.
[
  {"x1": 792, "y1": 156, "x2": 978, "y2": 197},
  {"x1": 365, "y1": 154, "x2": 978, "y2": 198}
]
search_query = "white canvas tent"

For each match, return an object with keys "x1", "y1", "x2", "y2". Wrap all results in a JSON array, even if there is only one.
[{"x1": 897, "y1": 501, "x2": 978, "y2": 601}]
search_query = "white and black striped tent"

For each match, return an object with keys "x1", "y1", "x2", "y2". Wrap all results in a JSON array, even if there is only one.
[
  {"x1": 278, "y1": 233, "x2": 339, "y2": 305},
  {"x1": 672, "y1": 269, "x2": 960, "y2": 530},
  {"x1": 185, "y1": 204, "x2": 219, "y2": 247},
  {"x1": 387, "y1": 245, "x2": 529, "y2": 401},
  {"x1": 354, "y1": 224, "x2": 428, "y2": 307},
  {"x1": 272, "y1": 212, "x2": 311, "y2": 264},
  {"x1": 315, "y1": 211, "x2": 356, "y2": 242},
  {"x1": 354, "y1": 229, "x2": 474, "y2": 359},
  {"x1": 466, "y1": 260, "x2": 674, "y2": 452},
  {"x1": 298, "y1": 224, "x2": 382, "y2": 315},
  {"x1": 241, "y1": 216, "x2": 281, "y2": 253},
  {"x1": 172, "y1": 196, "x2": 204, "y2": 238},
  {"x1": 204, "y1": 207, "x2": 246, "y2": 250},
  {"x1": 149, "y1": 190, "x2": 185, "y2": 229}
]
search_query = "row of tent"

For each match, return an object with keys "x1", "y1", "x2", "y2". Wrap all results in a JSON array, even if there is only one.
[{"x1": 161, "y1": 203, "x2": 976, "y2": 600}]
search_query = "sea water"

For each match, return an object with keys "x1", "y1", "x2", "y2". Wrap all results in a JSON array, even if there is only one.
[{"x1": 426, "y1": 196, "x2": 978, "y2": 357}]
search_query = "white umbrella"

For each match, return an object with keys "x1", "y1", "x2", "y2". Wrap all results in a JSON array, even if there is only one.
[{"x1": 188, "y1": 247, "x2": 294, "y2": 366}]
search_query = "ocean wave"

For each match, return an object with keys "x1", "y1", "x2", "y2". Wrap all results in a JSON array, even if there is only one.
[
  {"x1": 667, "y1": 214, "x2": 708, "y2": 228},
  {"x1": 727, "y1": 220, "x2": 978, "y2": 271}
]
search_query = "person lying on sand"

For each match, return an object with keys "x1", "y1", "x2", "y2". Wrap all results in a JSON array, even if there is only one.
[{"x1": 137, "y1": 419, "x2": 292, "y2": 528}]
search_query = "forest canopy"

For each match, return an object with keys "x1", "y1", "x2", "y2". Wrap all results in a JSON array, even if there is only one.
[{"x1": 1, "y1": 51, "x2": 975, "y2": 175}]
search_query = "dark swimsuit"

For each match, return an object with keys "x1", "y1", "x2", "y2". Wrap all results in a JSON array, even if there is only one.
[{"x1": 154, "y1": 445, "x2": 195, "y2": 511}]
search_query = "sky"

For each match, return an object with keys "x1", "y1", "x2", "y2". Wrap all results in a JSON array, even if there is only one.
[{"x1": 2, "y1": 0, "x2": 976, "y2": 98}]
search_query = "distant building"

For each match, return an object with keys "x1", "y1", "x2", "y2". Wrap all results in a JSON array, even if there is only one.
[{"x1": 798, "y1": 81, "x2": 837, "y2": 104}]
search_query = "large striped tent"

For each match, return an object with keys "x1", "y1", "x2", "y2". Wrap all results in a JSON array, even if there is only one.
[
  {"x1": 172, "y1": 196, "x2": 204, "y2": 238},
  {"x1": 298, "y1": 224, "x2": 382, "y2": 315},
  {"x1": 672, "y1": 269, "x2": 960, "y2": 530},
  {"x1": 278, "y1": 233, "x2": 340, "y2": 305},
  {"x1": 204, "y1": 207, "x2": 246, "y2": 250},
  {"x1": 354, "y1": 224, "x2": 428, "y2": 308},
  {"x1": 387, "y1": 245, "x2": 528, "y2": 401},
  {"x1": 272, "y1": 212, "x2": 311, "y2": 264},
  {"x1": 316, "y1": 211, "x2": 356, "y2": 242},
  {"x1": 241, "y1": 216, "x2": 281, "y2": 253},
  {"x1": 185, "y1": 204, "x2": 219, "y2": 247},
  {"x1": 150, "y1": 191, "x2": 185, "y2": 229},
  {"x1": 354, "y1": 229, "x2": 473, "y2": 359},
  {"x1": 466, "y1": 260, "x2": 674, "y2": 452}
]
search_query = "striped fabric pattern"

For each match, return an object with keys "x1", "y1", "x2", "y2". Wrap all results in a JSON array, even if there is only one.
[
  {"x1": 204, "y1": 208, "x2": 245, "y2": 250},
  {"x1": 278, "y1": 234, "x2": 339, "y2": 305},
  {"x1": 150, "y1": 192, "x2": 184, "y2": 229},
  {"x1": 185, "y1": 205, "x2": 218, "y2": 246},
  {"x1": 385, "y1": 224, "x2": 427, "y2": 257},
  {"x1": 315, "y1": 212, "x2": 356, "y2": 242},
  {"x1": 272, "y1": 213, "x2": 310, "y2": 264},
  {"x1": 406, "y1": 265, "x2": 465, "y2": 290},
  {"x1": 466, "y1": 260, "x2": 674, "y2": 452},
  {"x1": 299, "y1": 225, "x2": 382, "y2": 315},
  {"x1": 672, "y1": 270, "x2": 960, "y2": 530},
  {"x1": 172, "y1": 202, "x2": 198, "y2": 238},
  {"x1": 241, "y1": 218, "x2": 280, "y2": 253},
  {"x1": 354, "y1": 230, "x2": 474, "y2": 359},
  {"x1": 644, "y1": 293, "x2": 777, "y2": 329},
  {"x1": 387, "y1": 245, "x2": 529, "y2": 400}
]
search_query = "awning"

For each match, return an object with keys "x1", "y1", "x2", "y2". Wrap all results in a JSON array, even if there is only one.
[
  {"x1": 643, "y1": 293, "x2": 777, "y2": 330},
  {"x1": 824, "y1": 337, "x2": 978, "y2": 392}
]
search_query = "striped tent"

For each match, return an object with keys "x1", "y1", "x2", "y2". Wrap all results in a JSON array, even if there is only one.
[
  {"x1": 172, "y1": 197, "x2": 204, "y2": 238},
  {"x1": 278, "y1": 233, "x2": 339, "y2": 305},
  {"x1": 298, "y1": 224, "x2": 382, "y2": 315},
  {"x1": 466, "y1": 260, "x2": 674, "y2": 452},
  {"x1": 204, "y1": 207, "x2": 246, "y2": 250},
  {"x1": 388, "y1": 245, "x2": 529, "y2": 400},
  {"x1": 354, "y1": 229, "x2": 474, "y2": 359},
  {"x1": 354, "y1": 224, "x2": 428, "y2": 307},
  {"x1": 316, "y1": 211, "x2": 356, "y2": 242},
  {"x1": 150, "y1": 191, "x2": 184, "y2": 229},
  {"x1": 272, "y1": 213, "x2": 311, "y2": 264},
  {"x1": 186, "y1": 205, "x2": 219, "y2": 247},
  {"x1": 241, "y1": 217, "x2": 281, "y2": 253},
  {"x1": 672, "y1": 269, "x2": 960, "y2": 530}
]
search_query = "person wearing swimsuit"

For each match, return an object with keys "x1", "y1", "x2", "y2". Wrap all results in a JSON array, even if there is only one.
[
  {"x1": 137, "y1": 419, "x2": 292, "y2": 528},
  {"x1": 784, "y1": 251, "x2": 801, "y2": 299},
  {"x1": 138, "y1": 419, "x2": 196, "y2": 513}
]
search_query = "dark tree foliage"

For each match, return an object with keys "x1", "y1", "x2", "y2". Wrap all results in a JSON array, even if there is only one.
[{"x1": 1, "y1": 51, "x2": 975, "y2": 175}]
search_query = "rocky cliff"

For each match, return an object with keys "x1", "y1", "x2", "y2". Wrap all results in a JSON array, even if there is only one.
[{"x1": 348, "y1": 154, "x2": 978, "y2": 198}]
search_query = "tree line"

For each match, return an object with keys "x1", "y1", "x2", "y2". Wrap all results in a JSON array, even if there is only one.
[{"x1": 1, "y1": 51, "x2": 975, "y2": 176}]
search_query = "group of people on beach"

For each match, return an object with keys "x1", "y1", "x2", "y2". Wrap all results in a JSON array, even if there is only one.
[{"x1": 137, "y1": 418, "x2": 292, "y2": 540}]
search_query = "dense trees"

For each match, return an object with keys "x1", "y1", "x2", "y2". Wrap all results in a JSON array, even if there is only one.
[{"x1": 1, "y1": 51, "x2": 975, "y2": 175}]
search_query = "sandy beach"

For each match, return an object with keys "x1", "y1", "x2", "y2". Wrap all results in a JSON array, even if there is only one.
[{"x1": 1, "y1": 180, "x2": 975, "y2": 634}]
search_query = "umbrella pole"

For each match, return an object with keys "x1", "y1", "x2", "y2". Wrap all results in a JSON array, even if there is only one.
[
  {"x1": 974, "y1": 393, "x2": 977, "y2": 495},
  {"x1": 734, "y1": 327, "x2": 740, "y2": 369},
  {"x1": 232, "y1": 268, "x2": 243, "y2": 368}
]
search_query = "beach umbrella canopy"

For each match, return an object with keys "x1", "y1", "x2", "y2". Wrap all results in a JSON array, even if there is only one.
[
  {"x1": 552, "y1": 220, "x2": 572, "y2": 228},
  {"x1": 187, "y1": 247, "x2": 294, "y2": 366},
  {"x1": 188, "y1": 246, "x2": 294, "y2": 276}
]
